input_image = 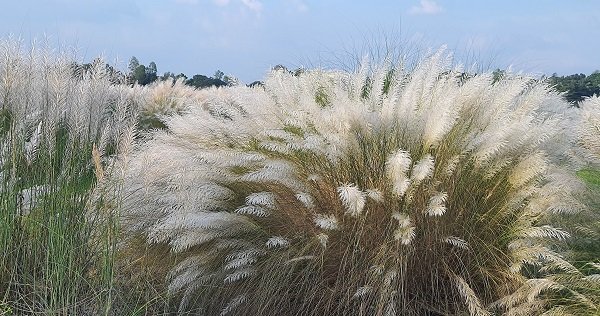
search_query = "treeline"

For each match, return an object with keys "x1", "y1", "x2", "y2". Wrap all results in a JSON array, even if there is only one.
[
  {"x1": 105, "y1": 57, "x2": 289, "y2": 88},
  {"x1": 126, "y1": 56, "x2": 236, "y2": 88},
  {"x1": 72, "y1": 57, "x2": 241, "y2": 89},
  {"x1": 75, "y1": 57, "x2": 600, "y2": 103},
  {"x1": 493, "y1": 69, "x2": 600, "y2": 104},
  {"x1": 549, "y1": 72, "x2": 600, "y2": 103}
]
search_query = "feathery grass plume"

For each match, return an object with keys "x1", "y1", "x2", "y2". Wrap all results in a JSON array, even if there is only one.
[
  {"x1": 425, "y1": 191, "x2": 447, "y2": 217},
  {"x1": 544, "y1": 95, "x2": 600, "y2": 315},
  {"x1": 138, "y1": 78, "x2": 200, "y2": 130},
  {"x1": 386, "y1": 149, "x2": 412, "y2": 196},
  {"x1": 498, "y1": 164, "x2": 600, "y2": 315},
  {"x1": 120, "y1": 48, "x2": 584, "y2": 315},
  {"x1": 0, "y1": 38, "x2": 140, "y2": 314},
  {"x1": 579, "y1": 97, "x2": 600, "y2": 164},
  {"x1": 337, "y1": 184, "x2": 367, "y2": 217}
]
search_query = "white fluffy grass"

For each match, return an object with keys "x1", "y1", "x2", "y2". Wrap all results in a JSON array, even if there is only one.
[{"x1": 118, "y1": 49, "x2": 596, "y2": 315}]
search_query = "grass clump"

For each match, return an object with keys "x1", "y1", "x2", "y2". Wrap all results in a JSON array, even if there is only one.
[
  {"x1": 0, "y1": 38, "x2": 136, "y2": 315},
  {"x1": 1, "y1": 37, "x2": 598, "y2": 315},
  {"x1": 137, "y1": 78, "x2": 201, "y2": 131},
  {"x1": 118, "y1": 50, "x2": 597, "y2": 315}
]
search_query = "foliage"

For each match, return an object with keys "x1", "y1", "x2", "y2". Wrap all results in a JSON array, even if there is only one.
[
  {"x1": 72, "y1": 58, "x2": 126, "y2": 84},
  {"x1": 128, "y1": 56, "x2": 159, "y2": 85},
  {"x1": 185, "y1": 74, "x2": 228, "y2": 89},
  {"x1": 549, "y1": 72, "x2": 600, "y2": 104},
  {"x1": 161, "y1": 71, "x2": 188, "y2": 82}
]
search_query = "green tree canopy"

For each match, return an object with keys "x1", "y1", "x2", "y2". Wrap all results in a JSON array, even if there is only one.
[
  {"x1": 128, "y1": 56, "x2": 139, "y2": 73},
  {"x1": 127, "y1": 58, "x2": 158, "y2": 85},
  {"x1": 186, "y1": 74, "x2": 227, "y2": 89},
  {"x1": 549, "y1": 72, "x2": 600, "y2": 104}
]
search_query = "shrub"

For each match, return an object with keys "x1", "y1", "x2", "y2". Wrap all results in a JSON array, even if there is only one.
[{"x1": 119, "y1": 50, "x2": 593, "y2": 315}]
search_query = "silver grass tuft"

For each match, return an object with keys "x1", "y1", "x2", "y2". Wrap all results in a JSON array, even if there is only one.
[{"x1": 118, "y1": 49, "x2": 595, "y2": 315}]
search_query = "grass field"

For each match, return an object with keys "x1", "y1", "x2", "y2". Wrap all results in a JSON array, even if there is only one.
[{"x1": 0, "y1": 40, "x2": 599, "y2": 315}]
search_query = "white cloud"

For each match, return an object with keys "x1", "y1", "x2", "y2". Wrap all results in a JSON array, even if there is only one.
[
  {"x1": 409, "y1": 0, "x2": 442, "y2": 15},
  {"x1": 240, "y1": 0, "x2": 262, "y2": 14},
  {"x1": 213, "y1": 0, "x2": 230, "y2": 6},
  {"x1": 175, "y1": 0, "x2": 253, "y2": 11}
]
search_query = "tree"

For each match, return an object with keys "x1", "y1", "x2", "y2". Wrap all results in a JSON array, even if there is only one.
[
  {"x1": 148, "y1": 62, "x2": 157, "y2": 75},
  {"x1": 127, "y1": 60, "x2": 159, "y2": 85},
  {"x1": 161, "y1": 71, "x2": 175, "y2": 81},
  {"x1": 128, "y1": 56, "x2": 140, "y2": 73},
  {"x1": 71, "y1": 59, "x2": 126, "y2": 84},
  {"x1": 223, "y1": 75, "x2": 240, "y2": 86},
  {"x1": 161, "y1": 72, "x2": 189, "y2": 84},
  {"x1": 141, "y1": 61, "x2": 158, "y2": 85},
  {"x1": 186, "y1": 74, "x2": 227, "y2": 89},
  {"x1": 272, "y1": 64, "x2": 290, "y2": 73},
  {"x1": 213, "y1": 70, "x2": 224, "y2": 81},
  {"x1": 549, "y1": 72, "x2": 600, "y2": 104},
  {"x1": 492, "y1": 68, "x2": 505, "y2": 83},
  {"x1": 132, "y1": 65, "x2": 147, "y2": 84},
  {"x1": 247, "y1": 80, "x2": 264, "y2": 88}
]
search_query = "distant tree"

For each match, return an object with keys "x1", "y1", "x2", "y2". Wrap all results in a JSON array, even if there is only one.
[
  {"x1": 587, "y1": 72, "x2": 600, "y2": 90},
  {"x1": 161, "y1": 71, "x2": 175, "y2": 81},
  {"x1": 132, "y1": 64, "x2": 147, "y2": 84},
  {"x1": 223, "y1": 74, "x2": 240, "y2": 86},
  {"x1": 213, "y1": 70, "x2": 225, "y2": 81},
  {"x1": 128, "y1": 56, "x2": 140, "y2": 73},
  {"x1": 247, "y1": 80, "x2": 264, "y2": 88},
  {"x1": 126, "y1": 59, "x2": 159, "y2": 85},
  {"x1": 161, "y1": 72, "x2": 176, "y2": 82},
  {"x1": 144, "y1": 62, "x2": 158, "y2": 85},
  {"x1": 70, "y1": 59, "x2": 125, "y2": 84},
  {"x1": 272, "y1": 65, "x2": 305, "y2": 77},
  {"x1": 186, "y1": 74, "x2": 227, "y2": 89},
  {"x1": 102, "y1": 61, "x2": 126, "y2": 84},
  {"x1": 148, "y1": 62, "x2": 157, "y2": 75},
  {"x1": 492, "y1": 69, "x2": 505, "y2": 83},
  {"x1": 160, "y1": 72, "x2": 188, "y2": 83},
  {"x1": 292, "y1": 67, "x2": 305, "y2": 76},
  {"x1": 176, "y1": 73, "x2": 188, "y2": 81},
  {"x1": 272, "y1": 64, "x2": 290, "y2": 73},
  {"x1": 549, "y1": 72, "x2": 600, "y2": 104}
]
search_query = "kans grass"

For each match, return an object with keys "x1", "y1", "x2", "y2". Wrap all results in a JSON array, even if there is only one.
[{"x1": 0, "y1": 39, "x2": 599, "y2": 315}]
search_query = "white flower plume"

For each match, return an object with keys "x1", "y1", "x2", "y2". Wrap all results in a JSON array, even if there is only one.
[{"x1": 337, "y1": 184, "x2": 366, "y2": 217}]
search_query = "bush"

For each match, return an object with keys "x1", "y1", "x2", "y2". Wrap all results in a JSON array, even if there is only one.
[{"x1": 119, "y1": 50, "x2": 595, "y2": 315}]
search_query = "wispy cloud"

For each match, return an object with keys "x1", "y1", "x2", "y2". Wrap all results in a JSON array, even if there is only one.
[
  {"x1": 287, "y1": 0, "x2": 308, "y2": 13},
  {"x1": 213, "y1": 0, "x2": 230, "y2": 6},
  {"x1": 174, "y1": 0, "x2": 260, "y2": 14},
  {"x1": 209, "y1": 0, "x2": 262, "y2": 15},
  {"x1": 409, "y1": 0, "x2": 442, "y2": 15},
  {"x1": 240, "y1": 0, "x2": 263, "y2": 14}
]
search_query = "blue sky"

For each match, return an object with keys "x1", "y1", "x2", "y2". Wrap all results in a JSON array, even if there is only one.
[{"x1": 1, "y1": 0, "x2": 598, "y2": 82}]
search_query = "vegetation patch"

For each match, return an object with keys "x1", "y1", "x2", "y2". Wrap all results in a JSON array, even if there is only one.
[{"x1": 0, "y1": 39, "x2": 599, "y2": 315}]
